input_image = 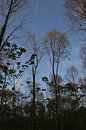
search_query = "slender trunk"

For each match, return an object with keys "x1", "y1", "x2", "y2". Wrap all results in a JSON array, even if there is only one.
[
  {"x1": 12, "y1": 63, "x2": 16, "y2": 118},
  {"x1": 32, "y1": 66, "x2": 36, "y2": 117},
  {"x1": 32, "y1": 66, "x2": 36, "y2": 130},
  {"x1": 52, "y1": 51, "x2": 58, "y2": 129}
]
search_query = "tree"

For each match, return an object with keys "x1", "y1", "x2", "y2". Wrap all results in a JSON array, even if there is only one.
[
  {"x1": 43, "y1": 30, "x2": 70, "y2": 115},
  {"x1": 80, "y1": 45, "x2": 86, "y2": 72},
  {"x1": 64, "y1": 82, "x2": 79, "y2": 109},
  {"x1": 64, "y1": 0, "x2": 86, "y2": 32},
  {"x1": 0, "y1": 41, "x2": 27, "y2": 110},
  {"x1": 79, "y1": 76, "x2": 86, "y2": 88},
  {"x1": 65, "y1": 65, "x2": 79, "y2": 83},
  {"x1": 26, "y1": 33, "x2": 44, "y2": 129},
  {"x1": 50, "y1": 74, "x2": 63, "y2": 95},
  {"x1": 0, "y1": 0, "x2": 27, "y2": 51},
  {"x1": 79, "y1": 76, "x2": 86, "y2": 107}
]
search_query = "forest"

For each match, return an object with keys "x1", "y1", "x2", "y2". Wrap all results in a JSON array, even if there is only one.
[{"x1": 0, "y1": 0, "x2": 86, "y2": 130}]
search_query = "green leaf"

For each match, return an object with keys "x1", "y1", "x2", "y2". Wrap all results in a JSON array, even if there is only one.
[
  {"x1": 19, "y1": 47, "x2": 27, "y2": 53},
  {"x1": 16, "y1": 62, "x2": 21, "y2": 65}
]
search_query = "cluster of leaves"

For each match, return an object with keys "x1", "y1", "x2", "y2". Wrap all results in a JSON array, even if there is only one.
[{"x1": 0, "y1": 41, "x2": 28, "y2": 106}]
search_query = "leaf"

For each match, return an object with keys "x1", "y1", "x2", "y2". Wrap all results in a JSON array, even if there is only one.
[
  {"x1": 19, "y1": 47, "x2": 27, "y2": 53},
  {"x1": 12, "y1": 43, "x2": 18, "y2": 49},
  {"x1": 16, "y1": 62, "x2": 21, "y2": 65}
]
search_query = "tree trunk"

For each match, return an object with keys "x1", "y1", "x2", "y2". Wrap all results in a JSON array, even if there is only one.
[{"x1": 32, "y1": 66, "x2": 36, "y2": 130}]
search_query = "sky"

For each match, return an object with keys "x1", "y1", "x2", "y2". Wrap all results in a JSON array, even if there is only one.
[
  {"x1": 18, "y1": 0, "x2": 84, "y2": 91},
  {"x1": 29, "y1": 0, "x2": 82, "y2": 77},
  {"x1": 29, "y1": 0, "x2": 66, "y2": 36}
]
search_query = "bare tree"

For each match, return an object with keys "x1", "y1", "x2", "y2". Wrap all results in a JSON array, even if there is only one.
[
  {"x1": 0, "y1": 0, "x2": 27, "y2": 51},
  {"x1": 64, "y1": 0, "x2": 86, "y2": 32},
  {"x1": 44, "y1": 30, "x2": 70, "y2": 78},
  {"x1": 80, "y1": 45, "x2": 86, "y2": 72},
  {"x1": 66, "y1": 65, "x2": 79, "y2": 83}
]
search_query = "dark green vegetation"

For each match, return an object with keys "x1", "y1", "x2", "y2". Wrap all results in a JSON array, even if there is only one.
[
  {"x1": 0, "y1": 107, "x2": 86, "y2": 130},
  {"x1": 0, "y1": 0, "x2": 86, "y2": 130}
]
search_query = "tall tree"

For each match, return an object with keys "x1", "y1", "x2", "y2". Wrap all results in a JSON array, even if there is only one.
[
  {"x1": 26, "y1": 33, "x2": 44, "y2": 129},
  {"x1": 43, "y1": 30, "x2": 70, "y2": 118}
]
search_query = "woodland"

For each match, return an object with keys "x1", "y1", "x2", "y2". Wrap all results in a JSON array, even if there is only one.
[{"x1": 0, "y1": 0, "x2": 86, "y2": 130}]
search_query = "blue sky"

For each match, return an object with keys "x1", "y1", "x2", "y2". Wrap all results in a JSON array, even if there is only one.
[
  {"x1": 28, "y1": 0, "x2": 82, "y2": 79},
  {"x1": 30, "y1": 0, "x2": 66, "y2": 36},
  {"x1": 18, "y1": 0, "x2": 84, "y2": 91}
]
